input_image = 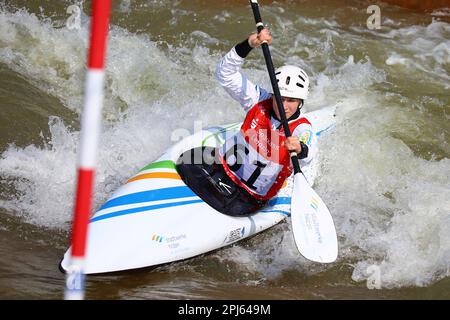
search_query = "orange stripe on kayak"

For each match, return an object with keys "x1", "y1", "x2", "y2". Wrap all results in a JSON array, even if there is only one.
[
  {"x1": 127, "y1": 172, "x2": 181, "y2": 183},
  {"x1": 129, "y1": 172, "x2": 287, "y2": 190}
]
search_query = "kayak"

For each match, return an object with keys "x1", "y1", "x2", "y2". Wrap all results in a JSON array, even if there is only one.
[{"x1": 60, "y1": 106, "x2": 336, "y2": 274}]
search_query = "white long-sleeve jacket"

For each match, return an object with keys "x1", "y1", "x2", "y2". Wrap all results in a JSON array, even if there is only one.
[{"x1": 215, "y1": 47, "x2": 316, "y2": 166}]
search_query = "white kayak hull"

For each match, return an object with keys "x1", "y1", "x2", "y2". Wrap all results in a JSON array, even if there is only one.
[{"x1": 60, "y1": 106, "x2": 336, "y2": 274}]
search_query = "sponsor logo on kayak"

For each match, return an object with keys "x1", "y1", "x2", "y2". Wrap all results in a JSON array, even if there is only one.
[
  {"x1": 223, "y1": 227, "x2": 246, "y2": 244},
  {"x1": 152, "y1": 234, "x2": 164, "y2": 242},
  {"x1": 166, "y1": 234, "x2": 187, "y2": 243},
  {"x1": 152, "y1": 233, "x2": 188, "y2": 250},
  {"x1": 167, "y1": 234, "x2": 187, "y2": 250}
]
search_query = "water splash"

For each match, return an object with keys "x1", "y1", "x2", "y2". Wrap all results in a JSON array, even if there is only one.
[{"x1": 0, "y1": 3, "x2": 449, "y2": 291}]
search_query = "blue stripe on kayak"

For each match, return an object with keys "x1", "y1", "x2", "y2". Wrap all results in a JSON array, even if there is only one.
[
  {"x1": 260, "y1": 209, "x2": 290, "y2": 216},
  {"x1": 93, "y1": 186, "x2": 291, "y2": 223},
  {"x1": 99, "y1": 186, "x2": 197, "y2": 211},
  {"x1": 91, "y1": 199, "x2": 204, "y2": 223},
  {"x1": 268, "y1": 197, "x2": 291, "y2": 206},
  {"x1": 263, "y1": 197, "x2": 291, "y2": 216}
]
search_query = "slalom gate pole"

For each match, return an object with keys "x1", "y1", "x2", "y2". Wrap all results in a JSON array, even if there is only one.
[{"x1": 64, "y1": 0, "x2": 111, "y2": 300}]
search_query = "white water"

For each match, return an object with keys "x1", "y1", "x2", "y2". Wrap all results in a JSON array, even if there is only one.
[{"x1": 0, "y1": 5, "x2": 449, "y2": 290}]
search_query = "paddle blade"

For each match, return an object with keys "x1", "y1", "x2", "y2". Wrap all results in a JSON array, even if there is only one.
[{"x1": 290, "y1": 173, "x2": 338, "y2": 263}]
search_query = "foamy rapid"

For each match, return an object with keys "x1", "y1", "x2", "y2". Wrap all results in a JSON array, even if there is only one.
[
  {"x1": 0, "y1": 6, "x2": 241, "y2": 228},
  {"x1": 0, "y1": 4, "x2": 448, "y2": 290}
]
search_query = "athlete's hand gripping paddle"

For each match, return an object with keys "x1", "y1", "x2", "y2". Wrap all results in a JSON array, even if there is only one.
[{"x1": 249, "y1": 0, "x2": 338, "y2": 263}]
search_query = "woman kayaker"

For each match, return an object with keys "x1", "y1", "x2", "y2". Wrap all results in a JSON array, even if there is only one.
[{"x1": 176, "y1": 27, "x2": 316, "y2": 216}]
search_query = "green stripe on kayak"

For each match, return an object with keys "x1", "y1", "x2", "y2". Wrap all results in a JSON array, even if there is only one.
[
  {"x1": 201, "y1": 122, "x2": 241, "y2": 146},
  {"x1": 139, "y1": 160, "x2": 176, "y2": 172}
]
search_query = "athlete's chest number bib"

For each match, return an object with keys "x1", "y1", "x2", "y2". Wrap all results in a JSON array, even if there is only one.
[{"x1": 221, "y1": 135, "x2": 282, "y2": 195}]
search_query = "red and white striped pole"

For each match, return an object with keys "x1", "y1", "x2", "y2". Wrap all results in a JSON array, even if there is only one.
[{"x1": 64, "y1": 0, "x2": 111, "y2": 300}]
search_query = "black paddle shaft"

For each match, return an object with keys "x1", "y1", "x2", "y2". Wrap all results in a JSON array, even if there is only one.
[{"x1": 249, "y1": 0, "x2": 301, "y2": 174}]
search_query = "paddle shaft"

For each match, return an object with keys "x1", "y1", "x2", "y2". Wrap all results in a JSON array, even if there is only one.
[
  {"x1": 251, "y1": 1, "x2": 338, "y2": 264},
  {"x1": 249, "y1": 0, "x2": 301, "y2": 174}
]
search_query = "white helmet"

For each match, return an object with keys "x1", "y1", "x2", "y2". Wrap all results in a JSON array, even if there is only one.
[{"x1": 273, "y1": 65, "x2": 309, "y2": 100}]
